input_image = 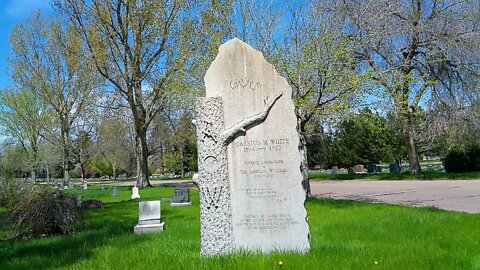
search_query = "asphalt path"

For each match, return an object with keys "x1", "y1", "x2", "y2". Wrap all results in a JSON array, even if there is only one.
[
  {"x1": 310, "y1": 180, "x2": 480, "y2": 214},
  {"x1": 90, "y1": 179, "x2": 480, "y2": 214},
  {"x1": 89, "y1": 179, "x2": 197, "y2": 188}
]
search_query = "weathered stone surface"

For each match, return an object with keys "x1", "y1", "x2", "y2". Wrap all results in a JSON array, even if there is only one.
[
  {"x1": 134, "y1": 201, "x2": 164, "y2": 234},
  {"x1": 173, "y1": 188, "x2": 190, "y2": 203},
  {"x1": 171, "y1": 188, "x2": 192, "y2": 207},
  {"x1": 196, "y1": 38, "x2": 310, "y2": 256}
]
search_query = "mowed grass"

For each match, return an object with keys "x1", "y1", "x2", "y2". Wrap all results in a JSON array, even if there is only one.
[
  {"x1": 0, "y1": 186, "x2": 479, "y2": 270},
  {"x1": 310, "y1": 171, "x2": 480, "y2": 181}
]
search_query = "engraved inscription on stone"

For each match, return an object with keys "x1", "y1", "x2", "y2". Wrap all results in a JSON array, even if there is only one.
[
  {"x1": 197, "y1": 38, "x2": 310, "y2": 255},
  {"x1": 173, "y1": 188, "x2": 190, "y2": 203}
]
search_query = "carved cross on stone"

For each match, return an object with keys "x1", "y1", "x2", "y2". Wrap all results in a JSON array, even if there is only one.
[{"x1": 194, "y1": 93, "x2": 282, "y2": 256}]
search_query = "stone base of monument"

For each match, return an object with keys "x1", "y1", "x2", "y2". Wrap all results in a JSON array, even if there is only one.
[
  {"x1": 131, "y1": 195, "x2": 140, "y2": 199},
  {"x1": 170, "y1": 202, "x2": 192, "y2": 207},
  {"x1": 134, "y1": 222, "x2": 165, "y2": 234}
]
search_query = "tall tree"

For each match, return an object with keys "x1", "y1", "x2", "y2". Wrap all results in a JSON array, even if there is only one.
[
  {"x1": 57, "y1": 0, "x2": 233, "y2": 187},
  {"x1": 97, "y1": 115, "x2": 133, "y2": 179},
  {"x1": 232, "y1": 0, "x2": 362, "y2": 195},
  {"x1": 327, "y1": 0, "x2": 480, "y2": 172},
  {"x1": 325, "y1": 108, "x2": 406, "y2": 167},
  {"x1": 0, "y1": 87, "x2": 50, "y2": 181},
  {"x1": 9, "y1": 13, "x2": 101, "y2": 184}
]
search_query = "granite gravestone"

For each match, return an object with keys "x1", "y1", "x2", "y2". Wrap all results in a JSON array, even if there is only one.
[
  {"x1": 112, "y1": 187, "x2": 118, "y2": 197},
  {"x1": 134, "y1": 201, "x2": 165, "y2": 234},
  {"x1": 390, "y1": 162, "x2": 400, "y2": 173},
  {"x1": 195, "y1": 38, "x2": 310, "y2": 256},
  {"x1": 171, "y1": 188, "x2": 192, "y2": 207}
]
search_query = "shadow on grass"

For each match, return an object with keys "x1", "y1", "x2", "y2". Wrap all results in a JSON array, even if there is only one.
[
  {"x1": 306, "y1": 197, "x2": 371, "y2": 209},
  {"x1": 306, "y1": 197, "x2": 448, "y2": 214},
  {"x1": 0, "y1": 199, "x2": 147, "y2": 270}
]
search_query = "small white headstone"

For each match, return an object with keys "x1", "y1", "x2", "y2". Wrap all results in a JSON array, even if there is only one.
[
  {"x1": 134, "y1": 201, "x2": 164, "y2": 234},
  {"x1": 82, "y1": 182, "x2": 88, "y2": 190},
  {"x1": 131, "y1": 185, "x2": 140, "y2": 199},
  {"x1": 192, "y1": 173, "x2": 199, "y2": 185}
]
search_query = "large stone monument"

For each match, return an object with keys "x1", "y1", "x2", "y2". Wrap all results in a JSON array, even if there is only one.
[{"x1": 195, "y1": 38, "x2": 310, "y2": 256}]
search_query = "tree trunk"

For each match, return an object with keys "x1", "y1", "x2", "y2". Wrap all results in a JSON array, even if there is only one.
[
  {"x1": 112, "y1": 162, "x2": 117, "y2": 180},
  {"x1": 80, "y1": 163, "x2": 85, "y2": 180},
  {"x1": 30, "y1": 170, "x2": 36, "y2": 184},
  {"x1": 402, "y1": 114, "x2": 422, "y2": 173},
  {"x1": 297, "y1": 118, "x2": 311, "y2": 197},
  {"x1": 129, "y1": 78, "x2": 151, "y2": 188},
  {"x1": 61, "y1": 127, "x2": 70, "y2": 185},
  {"x1": 45, "y1": 162, "x2": 50, "y2": 183},
  {"x1": 30, "y1": 144, "x2": 38, "y2": 183},
  {"x1": 135, "y1": 131, "x2": 151, "y2": 187},
  {"x1": 160, "y1": 146, "x2": 165, "y2": 174},
  {"x1": 180, "y1": 147, "x2": 185, "y2": 178}
]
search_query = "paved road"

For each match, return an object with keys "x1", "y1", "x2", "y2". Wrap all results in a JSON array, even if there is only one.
[
  {"x1": 89, "y1": 179, "x2": 197, "y2": 188},
  {"x1": 311, "y1": 180, "x2": 480, "y2": 214}
]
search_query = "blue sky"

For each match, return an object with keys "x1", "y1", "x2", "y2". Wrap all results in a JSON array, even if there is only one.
[{"x1": 0, "y1": 0, "x2": 53, "y2": 88}]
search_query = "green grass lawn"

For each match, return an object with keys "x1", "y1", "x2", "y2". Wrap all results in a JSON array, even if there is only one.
[
  {"x1": 310, "y1": 171, "x2": 480, "y2": 181},
  {"x1": 1, "y1": 186, "x2": 479, "y2": 269}
]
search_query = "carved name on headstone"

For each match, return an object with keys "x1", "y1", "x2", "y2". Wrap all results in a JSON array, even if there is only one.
[{"x1": 195, "y1": 38, "x2": 310, "y2": 256}]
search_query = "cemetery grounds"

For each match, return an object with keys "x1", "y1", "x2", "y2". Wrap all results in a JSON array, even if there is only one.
[{"x1": 0, "y1": 186, "x2": 479, "y2": 270}]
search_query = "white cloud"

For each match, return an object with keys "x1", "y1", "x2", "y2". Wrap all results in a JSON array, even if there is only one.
[{"x1": 5, "y1": 0, "x2": 52, "y2": 19}]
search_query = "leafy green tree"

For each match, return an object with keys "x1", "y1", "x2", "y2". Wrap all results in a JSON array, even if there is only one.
[
  {"x1": 89, "y1": 154, "x2": 113, "y2": 177},
  {"x1": 0, "y1": 143, "x2": 30, "y2": 178},
  {"x1": 327, "y1": 0, "x2": 480, "y2": 172},
  {"x1": 305, "y1": 119, "x2": 328, "y2": 169},
  {"x1": 161, "y1": 152, "x2": 182, "y2": 175},
  {"x1": 56, "y1": 0, "x2": 233, "y2": 187},
  {"x1": 37, "y1": 140, "x2": 62, "y2": 182},
  {"x1": 9, "y1": 13, "x2": 101, "y2": 185},
  {"x1": 97, "y1": 116, "x2": 133, "y2": 179},
  {"x1": 326, "y1": 109, "x2": 405, "y2": 167},
  {"x1": 0, "y1": 87, "x2": 50, "y2": 181},
  {"x1": 72, "y1": 130, "x2": 95, "y2": 181},
  {"x1": 231, "y1": 0, "x2": 364, "y2": 195}
]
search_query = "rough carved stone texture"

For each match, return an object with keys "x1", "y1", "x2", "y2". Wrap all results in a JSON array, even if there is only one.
[
  {"x1": 196, "y1": 97, "x2": 234, "y2": 256},
  {"x1": 197, "y1": 38, "x2": 310, "y2": 256}
]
